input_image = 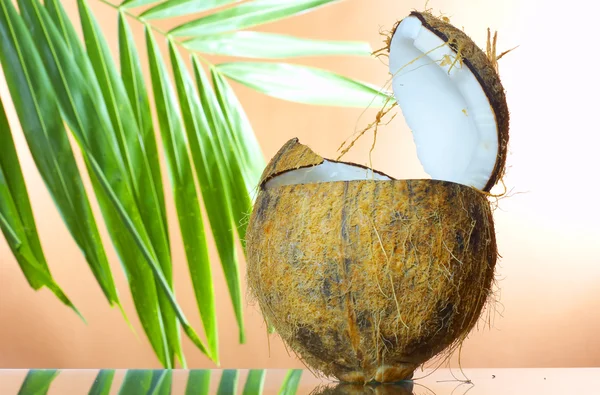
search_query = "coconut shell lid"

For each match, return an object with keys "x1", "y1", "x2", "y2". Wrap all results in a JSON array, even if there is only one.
[
  {"x1": 391, "y1": 11, "x2": 510, "y2": 191},
  {"x1": 258, "y1": 138, "x2": 324, "y2": 187}
]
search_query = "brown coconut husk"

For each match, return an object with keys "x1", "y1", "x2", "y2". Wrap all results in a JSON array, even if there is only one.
[
  {"x1": 386, "y1": 11, "x2": 510, "y2": 192},
  {"x1": 247, "y1": 139, "x2": 497, "y2": 383}
]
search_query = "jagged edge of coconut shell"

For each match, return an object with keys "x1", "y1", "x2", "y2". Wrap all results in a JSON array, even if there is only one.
[
  {"x1": 258, "y1": 137, "x2": 396, "y2": 188},
  {"x1": 389, "y1": 11, "x2": 510, "y2": 192}
]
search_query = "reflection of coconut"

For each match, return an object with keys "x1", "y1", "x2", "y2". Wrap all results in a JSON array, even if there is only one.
[
  {"x1": 313, "y1": 380, "x2": 414, "y2": 395},
  {"x1": 246, "y1": 11, "x2": 509, "y2": 384}
]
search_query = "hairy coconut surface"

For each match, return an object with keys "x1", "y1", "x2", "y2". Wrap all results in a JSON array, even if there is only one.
[
  {"x1": 389, "y1": 11, "x2": 509, "y2": 192},
  {"x1": 247, "y1": 139, "x2": 497, "y2": 383}
]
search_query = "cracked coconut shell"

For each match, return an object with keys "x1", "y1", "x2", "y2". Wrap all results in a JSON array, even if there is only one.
[
  {"x1": 388, "y1": 11, "x2": 510, "y2": 191},
  {"x1": 247, "y1": 10, "x2": 510, "y2": 384},
  {"x1": 246, "y1": 139, "x2": 498, "y2": 383}
]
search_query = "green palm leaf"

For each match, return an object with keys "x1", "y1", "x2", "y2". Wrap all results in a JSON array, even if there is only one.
[
  {"x1": 170, "y1": 0, "x2": 340, "y2": 37},
  {"x1": 17, "y1": 370, "x2": 59, "y2": 395},
  {"x1": 1, "y1": 0, "x2": 122, "y2": 313},
  {"x1": 211, "y1": 69, "x2": 264, "y2": 192},
  {"x1": 118, "y1": 12, "x2": 165, "y2": 220},
  {"x1": 14, "y1": 0, "x2": 171, "y2": 366},
  {"x1": 193, "y1": 60, "x2": 250, "y2": 338},
  {"x1": 0, "y1": 5, "x2": 83, "y2": 317},
  {"x1": 279, "y1": 370, "x2": 303, "y2": 395},
  {"x1": 76, "y1": 0, "x2": 182, "y2": 367},
  {"x1": 1, "y1": 0, "x2": 389, "y2": 368},
  {"x1": 118, "y1": 370, "x2": 154, "y2": 395},
  {"x1": 141, "y1": 0, "x2": 241, "y2": 20},
  {"x1": 166, "y1": 36, "x2": 246, "y2": 344},
  {"x1": 185, "y1": 31, "x2": 371, "y2": 59},
  {"x1": 146, "y1": 28, "x2": 219, "y2": 361},
  {"x1": 150, "y1": 370, "x2": 173, "y2": 395},
  {"x1": 242, "y1": 370, "x2": 266, "y2": 395},
  {"x1": 217, "y1": 370, "x2": 239, "y2": 395},
  {"x1": 16, "y1": 0, "x2": 209, "y2": 364},
  {"x1": 185, "y1": 370, "x2": 211, "y2": 395},
  {"x1": 217, "y1": 62, "x2": 392, "y2": 107},
  {"x1": 88, "y1": 370, "x2": 115, "y2": 395},
  {"x1": 121, "y1": 0, "x2": 162, "y2": 9}
]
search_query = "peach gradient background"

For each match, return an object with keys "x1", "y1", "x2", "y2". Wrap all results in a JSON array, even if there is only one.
[{"x1": 1, "y1": 0, "x2": 599, "y2": 369}]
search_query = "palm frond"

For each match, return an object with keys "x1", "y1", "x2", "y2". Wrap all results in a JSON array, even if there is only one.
[
  {"x1": 147, "y1": 28, "x2": 219, "y2": 361},
  {"x1": 184, "y1": 31, "x2": 372, "y2": 59},
  {"x1": 141, "y1": 0, "x2": 241, "y2": 20},
  {"x1": 216, "y1": 62, "x2": 391, "y2": 107},
  {"x1": 77, "y1": 0, "x2": 183, "y2": 366},
  {"x1": 169, "y1": 0, "x2": 341, "y2": 37},
  {"x1": 0, "y1": 2, "x2": 82, "y2": 318},
  {"x1": 0, "y1": 0, "x2": 389, "y2": 366}
]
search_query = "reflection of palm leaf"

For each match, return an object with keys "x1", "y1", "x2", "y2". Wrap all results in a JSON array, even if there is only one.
[
  {"x1": 242, "y1": 369, "x2": 267, "y2": 394},
  {"x1": 22, "y1": 369, "x2": 299, "y2": 395},
  {"x1": 279, "y1": 370, "x2": 303, "y2": 395},
  {"x1": 89, "y1": 370, "x2": 115, "y2": 395},
  {"x1": 17, "y1": 370, "x2": 59, "y2": 395},
  {"x1": 0, "y1": 0, "x2": 391, "y2": 366}
]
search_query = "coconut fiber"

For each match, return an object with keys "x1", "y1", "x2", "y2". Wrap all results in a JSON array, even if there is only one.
[{"x1": 246, "y1": 139, "x2": 498, "y2": 383}]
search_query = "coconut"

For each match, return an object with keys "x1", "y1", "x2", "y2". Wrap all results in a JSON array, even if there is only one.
[{"x1": 246, "y1": 11, "x2": 508, "y2": 384}]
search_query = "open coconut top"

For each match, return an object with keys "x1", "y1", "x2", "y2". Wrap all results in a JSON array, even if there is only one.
[
  {"x1": 388, "y1": 11, "x2": 509, "y2": 191},
  {"x1": 260, "y1": 12, "x2": 509, "y2": 192}
]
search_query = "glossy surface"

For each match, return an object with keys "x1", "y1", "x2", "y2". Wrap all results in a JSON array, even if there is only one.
[{"x1": 1, "y1": 368, "x2": 599, "y2": 395}]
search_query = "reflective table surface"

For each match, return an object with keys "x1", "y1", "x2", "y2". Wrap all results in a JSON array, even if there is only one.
[{"x1": 1, "y1": 368, "x2": 599, "y2": 395}]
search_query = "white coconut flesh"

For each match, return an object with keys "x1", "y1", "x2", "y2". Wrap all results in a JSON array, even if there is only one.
[
  {"x1": 389, "y1": 16, "x2": 498, "y2": 190},
  {"x1": 265, "y1": 15, "x2": 498, "y2": 191},
  {"x1": 265, "y1": 160, "x2": 391, "y2": 190}
]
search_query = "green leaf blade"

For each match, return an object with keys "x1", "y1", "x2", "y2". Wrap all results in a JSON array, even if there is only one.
[
  {"x1": 279, "y1": 370, "x2": 303, "y2": 395},
  {"x1": 145, "y1": 28, "x2": 218, "y2": 361},
  {"x1": 217, "y1": 370, "x2": 239, "y2": 395},
  {"x1": 0, "y1": 0, "x2": 122, "y2": 313},
  {"x1": 170, "y1": 0, "x2": 341, "y2": 37},
  {"x1": 185, "y1": 370, "x2": 211, "y2": 395},
  {"x1": 242, "y1": 370, "x2": 266, "y2": 395},
  {"x1": 211, "y1": 69, "x2": 264, "y2": 194},
  {"x1": 0, "y1": 4, "x2": 87, "y2": 317},
  {"x1": 88, "y1": 370, "x2": 115, "y2": 395},
  {"x1": 185, "y1": 31, "x2": 372, "y2": 59},
  {"x1": 17, "y1": 0, "x2": 171, "y2": 366},
  {"x1": 75, "y1": 0, "x2": 181, "y2": 367},
  {"x1": 141, "y1": 0, "x2": 241, "y2": 20},
  {"x1": 17, "y1": 370, "x2": 59, "y2": 395},
  {"x1": 195, "y1": 63, "x2": 253, "y2": 246},
  {"x1": 188, "y1": 58, "x2": 247, "y2": 343},
  {"x1": 0, "y1": 99, "x2": 48, "y2": 290},
  {"x1": 117, "y1": 12, "x2": 165, "y2": 223},
  {"x1": 216, "y1": 62, "x2": 392, "y2": 107},
  {"x1": 118, "y1": 15, "x2": 181, "y2": 364},
  {"x1": 150, "y1": 370, "x2": 173, "y2": 395},
  {"x1": 121, "y1": 0, "x2": 162, "y2": 9},
  {"x1": 15, "y1": 0, "x2": 209, "y2": 367},
  {"x1": 118, "y1": 370, "x2": 153, "y2": 395}
]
